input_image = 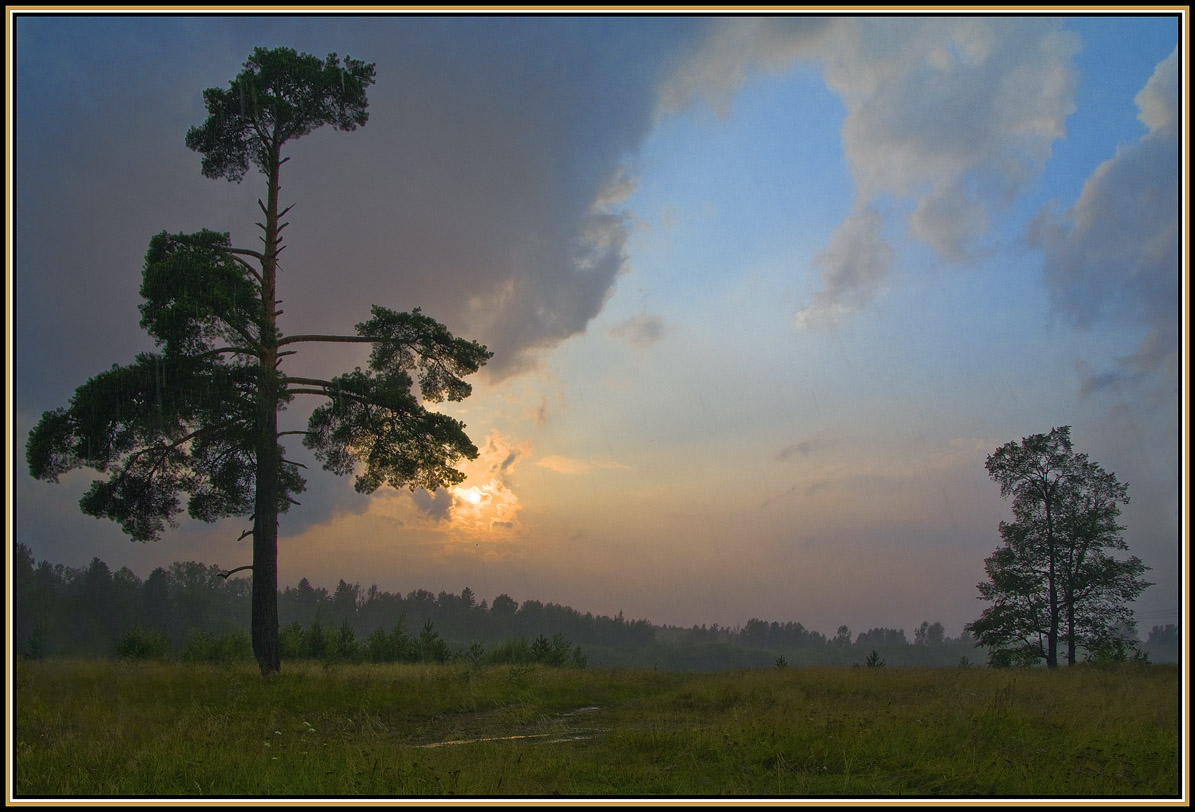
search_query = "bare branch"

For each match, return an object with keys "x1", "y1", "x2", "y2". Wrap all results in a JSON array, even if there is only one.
[
  {"x1": 225, "y1": 246, "x2": 265, "y2": 261},
  {"x1": 278, "y1": 334, "x2": 375, "y2": 347},
  {"x1": 218, "y1": 564, "x2": 254, "y2": 579},
  {"x1": 198, "y1": 346, "x2": 260, "y2": 361},
  {"x1": 284, "y1": 375, "x2": 335, "y2": 388}
]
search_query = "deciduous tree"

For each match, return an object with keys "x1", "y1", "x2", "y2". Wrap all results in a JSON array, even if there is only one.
[
  {"x1": 26, "y1": 46, "x2": 491, "y2": 674},
  {"x1": 966, "y1": 426, "x2": 1151, "y2": 667}
]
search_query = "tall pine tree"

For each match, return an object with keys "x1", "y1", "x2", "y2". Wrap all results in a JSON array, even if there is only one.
[{"x1": 27, "y1": 46, "x2": 492, "y2": 674}]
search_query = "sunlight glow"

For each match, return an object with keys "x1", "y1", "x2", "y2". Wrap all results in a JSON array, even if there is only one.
[{"x1": 448, "y1": 480, "x2": 522, "y2": 535}]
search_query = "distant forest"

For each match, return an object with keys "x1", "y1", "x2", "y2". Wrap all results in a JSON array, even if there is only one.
[{"x1": 12, "y1": 544, "x2": 1180, "y2": 669}]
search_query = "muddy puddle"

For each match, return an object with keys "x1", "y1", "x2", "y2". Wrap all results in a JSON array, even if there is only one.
[{"x1": 416, "y1": 705, "x2": 608, "y2": 748}]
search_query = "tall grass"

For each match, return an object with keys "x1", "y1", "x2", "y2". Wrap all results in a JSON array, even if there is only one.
[{"x1": 12, "y1": 659, "x2": 1180, "y2": 798}]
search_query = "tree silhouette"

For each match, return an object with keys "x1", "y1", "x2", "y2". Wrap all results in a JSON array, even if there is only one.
[
  {"x1": 966, "y1": 426, "x2": 1151, "y2": 667},
  {"x1": 26, "y1": 46, "x2": 491, "y2": 674}
]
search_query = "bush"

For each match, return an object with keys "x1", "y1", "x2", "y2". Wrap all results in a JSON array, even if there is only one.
[
  {"x1": 23, "y1": 626, "x2": 46, "y2": 661},
  {"x1": 530, "y1": 633, "x2": 586, "y2": 668},
  {"x1": 415, "y1": 620, "x2": 449, "y2": 663},
  {"x1": 280, "y1": 622, "x2": 306, "y2": 660},
  {"x1": 332, "y1": 620, "x2": 360, "y2": 662},
  {"x1": 365, "y1": 628, "x2": 392, "y2": 663},
  {"x1": 390, "y1": 616, "x2": 413, "y2": 662},
  {"x1": 1085, "y1": 637, "x2": 1149, "y2": 667},
  {"x1": 485, "y1": 638, "x2": 533, "y2": 665},
  {"x1": 117, "y1": 626, "x2": 173, "y2": 661},
  {"x1": 459, "y1": 641, "x2": 486, "y2": 667},
  {"x1": 306, "y1": 616, "x2": 329, "y2": 660}
]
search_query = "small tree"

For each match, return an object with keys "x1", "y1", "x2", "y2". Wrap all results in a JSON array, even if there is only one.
[
  {"x1": 966, "y1": 427, "x2": 1152, "y2": 667},
  {"x1": 26, "y1": 47, "x2": 491, "y2": 675}
]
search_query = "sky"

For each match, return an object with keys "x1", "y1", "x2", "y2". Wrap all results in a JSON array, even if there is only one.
[{"x1": 7, "y1": 10, "x2": 1187, "y2": 641}]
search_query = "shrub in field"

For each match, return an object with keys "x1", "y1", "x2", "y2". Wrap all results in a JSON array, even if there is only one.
[
  {"x1": 416, "y1": 620, "x2": 450, "y2": 663},
  {"x1": 485, "y1": 637, "x2": 533, "y2": 665},
  {"x1": 22, "y1": 625, "x2": 46, "y2": 661},
  {"x1": 531, "y1": 633, "x2": 587, "y2": 667},
  {"x1": 389, "y1": 617, "x2": 414, "y2": 662},
  {"x1": 117, "y1": 625, "x2": 173, "y2": 661},
  {"x1": 333, "y1": 620, "x2": 361, "y2": 662},
  {"x1": 280, "y1": 622, "x2": 305, "y2": 659},
  {"x1": 365, "y1": 627, "x2": 392, "y2": 662},
  {"x1": 306, "y1": 616, "x2": 329, "y2": 660},
  {"x1": 1085, "y1": 637, "x2": 1150, "y2": 666},
  {"x1": 460, "y1": 641, "x2": 486, "y2": 667}
]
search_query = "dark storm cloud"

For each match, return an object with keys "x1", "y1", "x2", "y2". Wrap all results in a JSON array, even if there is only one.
[
  {"x1": 13, "y1": 15, "x2": 703, "y2": 409},
  {"x1": 11, "y1": 13, "x2": 704, "y2": 545},
  {"x1": 411, "y1": 487, "x2": 453, "y2": 523},
  {"x1": 255, "y1": 16, "x2": 704, "y2": 379}
]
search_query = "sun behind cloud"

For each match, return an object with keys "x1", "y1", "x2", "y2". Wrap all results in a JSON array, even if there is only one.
[{"x1": 447, "y1": 479, "x2": 522, "y2": 535}]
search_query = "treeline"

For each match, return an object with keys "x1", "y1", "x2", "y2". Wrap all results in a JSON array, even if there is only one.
[
  {"x1": 10, "y1": 544, "x2": 642, "y2": 666},
  {"x1": 654, "y1": 620, "x2": 978, "y2": 669},
  {"x1": 11, "y1": 545, "x2": 1180, "y2": 668}
]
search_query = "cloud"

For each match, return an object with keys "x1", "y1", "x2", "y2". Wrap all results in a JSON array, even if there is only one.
[
  {"x1": 474, "y1": 430, "x2": 533, "y2": 478},
  {"x1": 1135, "y1": 47, "x2": 1178, "y2": 137},
  {"x1": 291, "y1": 17, "x2": 697, "y2": 381},
  {"x1": 447, "y1": 479, "x2": 523, "y2": 537},
  {"x1": 661, "y1": 17, "x2": 1081, "y2": 326},
  {"x1": 609, "y1": 313, "x2": 668, "y2": 348},
  {"x1": 11, "y1": 17, "x2": 702, "y2": 540},
  {"x1": 818, "y1": 17, "x2": 1080, "y2": 317},
  {"x1": 405, "y1": 429, "x2": 530, "y2": 535},
  {"x1": 411, "y1": 487, "x2": 454, "y2": 522},
  {"x1": 1027, "y1": 48, "x2": 1180, "y2": 395},
  {"x1": 775, "y1": 429, "x2": 840, "y2": 463},
  {"x1": 795, "y1": 209, "x2": 892, "y2": 328},
  {"x1": 12, "y1": 17, "x2": 701, "y2": 420},
  {"x1": 655, "y1": 16, "x2": 837, "y2": 117}
]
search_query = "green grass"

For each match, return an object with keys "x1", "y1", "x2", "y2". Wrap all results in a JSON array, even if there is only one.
[{"x1": 11, "y1": 659, "x2": 1181, "y2": 798}]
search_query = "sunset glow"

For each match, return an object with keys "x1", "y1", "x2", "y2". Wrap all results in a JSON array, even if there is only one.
[{"x1": 10, "y1": 11, "x2": 1183, "y2": 639}]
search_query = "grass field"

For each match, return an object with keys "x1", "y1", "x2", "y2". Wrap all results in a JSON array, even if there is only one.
[{"x1": 11, "y1": 659, "x2": 1183, "y2": 799}]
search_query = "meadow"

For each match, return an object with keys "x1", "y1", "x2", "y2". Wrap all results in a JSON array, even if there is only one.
[{"x1": 11, "y1": 658, "x2": 1181, "y2": 799}]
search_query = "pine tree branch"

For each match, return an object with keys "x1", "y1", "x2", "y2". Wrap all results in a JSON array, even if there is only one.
[
  {"x1": 278, "y1": 334, "x2": 375, "y2": 347},
  {"x1": 284, "y1": 375, "x2": 335, "y2": 388}
]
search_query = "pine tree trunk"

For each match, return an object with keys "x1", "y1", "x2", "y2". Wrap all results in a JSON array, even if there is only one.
[
  {"x1": 251, "y1": 143, "x2": 283, "y2": 676},
  {"x1": 251, "y1": 409, "x2": 281, "y2": 674}
]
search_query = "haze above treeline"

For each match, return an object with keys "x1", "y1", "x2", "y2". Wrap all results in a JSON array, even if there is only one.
[{"x1": 13, "y1": 545, "x2": 1180, "y2": 669}]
